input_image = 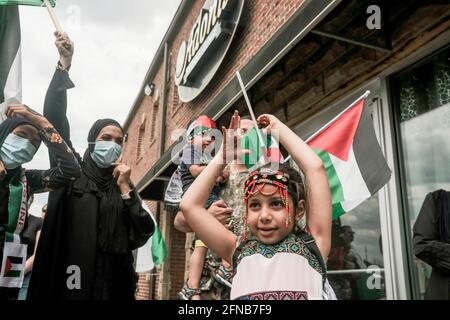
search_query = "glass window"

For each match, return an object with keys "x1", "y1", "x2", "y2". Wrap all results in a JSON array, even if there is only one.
[
  {"x1": 391, "y1": 45, "x2": 450, "y2": 299},
  {"x1": 327, "y1": 195, "x2": 386, "y2": 300}
]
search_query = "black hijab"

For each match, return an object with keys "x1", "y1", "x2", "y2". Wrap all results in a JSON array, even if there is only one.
[
  {"x1": 80, "y1": 119, "x2": 127, "y2": 254},
  {"x1": 0, "y1": 117, "x2": 38, "y2": 180}
]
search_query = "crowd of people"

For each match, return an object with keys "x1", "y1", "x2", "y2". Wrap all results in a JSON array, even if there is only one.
[
  {"x1": 1, "y1": 31, "x2": 447, "y2": 301},
  {"x1": 0, "y1": 30, "x2": 335, "y2": 301}
]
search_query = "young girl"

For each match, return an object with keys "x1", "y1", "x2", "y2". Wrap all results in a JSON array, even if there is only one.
[{"x1": 180, "y1": 111, "x2": 332, "y2": 300}]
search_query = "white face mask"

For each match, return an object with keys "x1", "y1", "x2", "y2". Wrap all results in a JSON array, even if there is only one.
[
  {"x1": 90, "y1": 141, "x2": 122, "y2": 168},
  {"x1": 0, "y1": 133, "x2": 37, "y2": 169}
]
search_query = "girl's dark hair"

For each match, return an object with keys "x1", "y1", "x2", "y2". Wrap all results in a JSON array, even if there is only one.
[
  {"x1": 279, "y1": 163, "x2": 306, "y2": 212},
  {"x1": 256, "y1": 163, "x2": 306, "y2": 212}
]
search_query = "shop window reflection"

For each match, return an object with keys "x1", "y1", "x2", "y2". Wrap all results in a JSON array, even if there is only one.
[{"x1": 327, "y1": 195, "x2": 386, "y2": 300}]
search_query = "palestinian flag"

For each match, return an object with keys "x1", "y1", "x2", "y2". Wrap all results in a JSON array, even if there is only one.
[
  {"x1": 187, "y1": 115, "x2": 217, "y2": 140},
  {"x1": 3, "y1": 255, "x2": 23, "y2": 278},
  {"x1": 0, "y1": 0, "x2": 56, "y2": 6},
  {"x1": 0, "y1": 241, "x2": 27, "y2": 288},
  {"x1": 241, "y1": 127, "x2": 283, "y2": 170},
  {"x1": 149, "y1": 214, "x2": 167, "y2": 267},
  {"x1": 136, "y1": 203, "x2": 168, "y2": 272},
  {"x1": 308, "y1": 97, "x2": 391, "y2": 219},
  {"x1": 0, "y1": 4, "x2": 21, "y2": 124}
]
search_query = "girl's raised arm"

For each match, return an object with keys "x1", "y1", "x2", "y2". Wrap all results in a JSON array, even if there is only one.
[{"x1": 258, "y1": 114, "x2": 332, "y2": 260}]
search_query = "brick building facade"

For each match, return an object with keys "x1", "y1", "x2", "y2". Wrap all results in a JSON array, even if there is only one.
[{"x1": 124, "y1": 0, "x2": 450, "y2": 299}]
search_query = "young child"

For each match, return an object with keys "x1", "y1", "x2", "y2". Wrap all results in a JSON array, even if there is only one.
[
  {"x1": 177, "y1": 115, "x2": 232, "y2": 300},
  {"x1": 180, "y1": 112, "x2": 332, "y2": 300}
]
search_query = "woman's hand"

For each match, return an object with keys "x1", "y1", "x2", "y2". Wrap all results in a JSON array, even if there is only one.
[
  {"x1": 6, "y1": 104, "x2": 52, "y2": 129},
  {"x1": 54, "y1": 31, "x2": 74, "y2": 69},
  {"x1": 221, "y1": 168, "x2": 229, "y2": 182},
  {"x1": 113, "y1": 163, "x2": 132, "y2": 187},
  {"x1": 207, "y1": 200, "x2": 233, "y2": 229}
]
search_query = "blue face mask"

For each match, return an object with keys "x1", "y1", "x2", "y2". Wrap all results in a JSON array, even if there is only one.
[
  {"x1": 0, "y1": 133, "x2": 38, "y2": 169},
  {"x1": 90, "y1": 141, "x2": 122, "y2": 168}
]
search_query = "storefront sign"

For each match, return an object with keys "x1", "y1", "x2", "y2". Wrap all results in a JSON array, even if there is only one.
[{"x1": 175, "y1": 0, "x2": 244, "y2": 102}]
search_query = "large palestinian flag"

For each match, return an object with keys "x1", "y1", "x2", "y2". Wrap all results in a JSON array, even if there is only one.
[
  {"x1": 308, "y1": 97, "x2": 391, "y2": 219},
  {"x1": 0, "y1": 4, "x2": 21, "y2": 124}
]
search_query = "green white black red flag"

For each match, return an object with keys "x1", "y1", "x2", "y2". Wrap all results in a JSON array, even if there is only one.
[{"x1": 308, "y1": 95, "x2": 391, "y2": 219}]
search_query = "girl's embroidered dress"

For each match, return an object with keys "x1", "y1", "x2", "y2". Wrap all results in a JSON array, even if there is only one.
[{"x1": 231, "y1": 233, "x2": 325, "y2": 300}]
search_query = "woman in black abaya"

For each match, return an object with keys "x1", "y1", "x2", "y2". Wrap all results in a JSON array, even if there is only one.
[{"x1": 28, "y1": 32, "x2": 154, "y2": 300}]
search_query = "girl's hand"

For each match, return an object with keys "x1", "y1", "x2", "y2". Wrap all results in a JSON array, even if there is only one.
[
  {"x1": 220, "y1": 110, "x2": 250, "y2": 164},
  {"x1": 6, "y1": 104, "x2": 52, "y2": 129},
  {"x1": 257, "y1": 114, "x2": 282, "y2": 133}
]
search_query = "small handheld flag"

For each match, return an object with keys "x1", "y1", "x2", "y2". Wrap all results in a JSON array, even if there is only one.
[
  {"x1": 136, "y1": 203, "x2": 168, "y2": 272},
  {"x1": 241, "y1": 127, "x2": 283, "y2": 170}
]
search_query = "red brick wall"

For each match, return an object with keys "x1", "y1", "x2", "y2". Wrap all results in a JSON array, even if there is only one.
[
  {"x1": 123, "y1": 0, "x2": 306, "y2": 184},
  {"x1": 168, "y1": 217, "x2": 188, "y2": 300},
  {"x1": 136, "y1": 271, "x2": 150, "y2": 300},
  {"x1": 124, "y1": 0, "x2": 307, "y2": 300},
  {"x1": 123, "y1": 66, "x2": 165, "y2": 184}
]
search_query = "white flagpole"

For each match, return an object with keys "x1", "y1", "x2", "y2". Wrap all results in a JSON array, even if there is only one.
[
  {"x1": 236, "y1": 71, "x2": 266, "y2": 148},
  {"x1": 43, "y1": 0, "x2": 62, "y2": 32},
  {"x1": 282, "y1": 90, "x2": 371, "y2": 164}
]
